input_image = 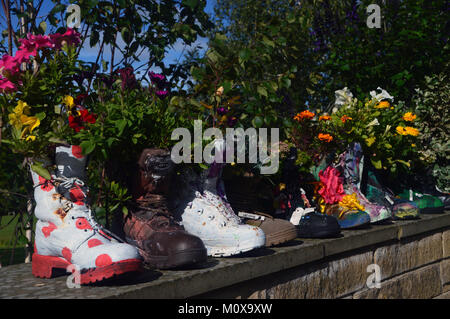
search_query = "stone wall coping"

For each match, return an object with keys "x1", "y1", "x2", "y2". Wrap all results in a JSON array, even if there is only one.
[{"x1": 0, "y1": 212, "x2": 449, "y2": 299}]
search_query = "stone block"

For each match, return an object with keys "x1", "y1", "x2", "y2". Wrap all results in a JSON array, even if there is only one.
[
  {"x1": 328, "y1": 251, "x2": 373, "y2": 298},
  {"x1": 267, "y1": 251, "x2": 373, "y2": 299},
  {"x1": 374, "y1": 233, "x2": 442, "y2": 280},
  {"x1": 443, "y1": 230, "x2": 450, "y2": 258},
  {"x1": 354, "y1": 264, "x2": 442, "y2": 299},
  {"x1": 441, "y1": 259, "x2": 450, "y2": 286},
  {"x1": 433, "y1": 291, "x2": 450, "y2": 299},
  {"x1": 267, "y1": 262, "x2": 333, "y2": 299}
]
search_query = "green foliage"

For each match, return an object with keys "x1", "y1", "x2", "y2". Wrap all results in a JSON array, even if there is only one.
[
  {"x1": 313, "y1": 0, "x2": 450, "y2": 106},
  {"x1": 412, "y1": 67, "x2": 450, "y2": 191}
]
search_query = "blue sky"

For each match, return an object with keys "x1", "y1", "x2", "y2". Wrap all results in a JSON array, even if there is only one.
[
  {"x1": 76, "y1": 0, "x2": 217, "y2": 73},
  {"x1": 2, "y1": 0, "x2": 217, "y2": 74}
]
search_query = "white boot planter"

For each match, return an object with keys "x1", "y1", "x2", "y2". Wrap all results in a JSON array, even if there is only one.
[
  {"x1": 31, "y1": 145, "x2": 142, "y2": 284},
  {"x1": 181, "y1": 139, "x2": 266, "y2": 257}
]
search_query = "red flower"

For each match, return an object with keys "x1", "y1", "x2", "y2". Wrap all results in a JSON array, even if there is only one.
[
  {"x1": 80, "y1": 109, "x2": 96, "y2": 124},
  {"x1": 69, "y1": 109, "x2": 96, "y2": 132}
]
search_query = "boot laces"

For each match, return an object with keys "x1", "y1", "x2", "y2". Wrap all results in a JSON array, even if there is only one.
[{"x1": 54, "y1": 176, "x2": 87, "y2": 198}]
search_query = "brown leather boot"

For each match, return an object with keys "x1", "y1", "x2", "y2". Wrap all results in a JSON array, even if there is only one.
[{"x1": 124, "y1": 149, "x2": 207, "y2": 269}]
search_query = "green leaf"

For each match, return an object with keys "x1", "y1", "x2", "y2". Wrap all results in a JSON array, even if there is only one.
[
  {"x1": 262, "y1": 36, "x2": 275, "y2": 48},
  {"x1": 30, "y1": 162, "x2": 51, "y2": 180},
  {"x1": 39, "y1": 21, "x2": 47, "y2": 33},
  {"x1": 239, "y1": 48, "x2": 251, "y2": 63},
  {"x1": 80, "y1": 141, "x2": 95, "y2": 155},
  {"x1": 257, "y1": 86, "x2": 268, "y2": 98},
  {"x1": 371, "y1": 158, "x2": 382, "y2": 170},
  {"x1": 122, "y1": 206, "x2": 129, "y2": 216},
  {"x1": 252, "y1": 116, "x2": 264, "y2": 128},
  {"x1": 115, "y1": 119, "x2": 127, "y2": 136},
  {"x1": 35, "y1": 112, "x2": 46, "y2": 121}
]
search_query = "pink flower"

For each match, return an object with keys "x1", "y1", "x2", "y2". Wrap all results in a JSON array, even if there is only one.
[
  {"x1": 0, "y1": 54, "x2": 20, "y2": 76},
  {"x1": 14, "y1": 49, "x2": 34, "y2": 64},
  {"x1": 0, "y1": 76, "x2": 17, "y2": 93},
  {"x1": 318, "y1": 166, "x2": 345, "y2": 204},
  {"x1": 18, "y1": 38, "x2": 38, "y2": 58},
  {"x1": 28, "y1": 34, "x2": 53, "y2": 49}
]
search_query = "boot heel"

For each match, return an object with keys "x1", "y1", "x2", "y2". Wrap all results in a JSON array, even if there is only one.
[{"x1": 32, "y1": 253, "x2": 71, "y2": 278}]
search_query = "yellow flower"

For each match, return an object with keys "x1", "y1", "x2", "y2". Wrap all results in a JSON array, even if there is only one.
[
  {"x1": 396, "y1": 126, "x2": 408, "y2": 135},
  {"x1": 403, "y1": 112, "x2": 417, "y2": 122},
  {"x1": 62, "y1": 95, "x2": 75, "y2": 109},
  {"x1": 25, "y1": 135, "x2": 36, "y2": 142},
  {"x1": 19, "y1": 115, "x2": 40, "y2": 139},
  {"x1": 8, "y1": 112, "x2": 22, "y2": 130},
  {"x1": 396, "y1": 126, "x2": 420, "y2": 136},
  {"x1": 411, "y1": 143, "x2": 416, "y2": 147},
  {"x1": 13, "y1": 100, "x2": 31, "y2": 115},
  {"x1": 374, "y1": 101, "x2": 390, "y2": 109},
  {"x1": 404, "y1": 126, "x2": 420, "y2": 136},
  {"x1": 8, "y1": 100, "x2": 32, "y2": 130},
  {"x1": 339, "y1": 193, "x2": 365, "y2": 213}
]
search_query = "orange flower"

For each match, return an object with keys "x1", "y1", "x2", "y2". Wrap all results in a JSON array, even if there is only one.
[
  {"x1": 318, "y1": 133, "x2": 333, "y2": 143},
  {"x1": 375, "y1": 101, "x2": 390, "y2": 109},
  {"x1": 294, "y1": 110, "x2": 315, "y2": 121},
  {"x1": 403, "y1": 112, "x2": 417, "y2": 122},
  {"x1": 340, "y1": 115, "x2": 353, "y2": 123},
  {"x1": 319, "y1": 115, "x2": 331, "y2": 121}
]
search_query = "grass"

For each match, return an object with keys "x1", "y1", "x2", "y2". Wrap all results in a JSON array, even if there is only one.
[{"x1": 0, "y1": 214, "x2": 35, "y2": 267}]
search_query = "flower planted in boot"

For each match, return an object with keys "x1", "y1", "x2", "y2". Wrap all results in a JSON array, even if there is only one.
[
  {"x1": 124, "y1": 149, "x2": 207, "y2": 269},
  {"x1": 340, "y1": 143, "x2": 392, "y2": 223},
  {"x1": 30, "y1": 165, "x2": 142, "y2": 284}
]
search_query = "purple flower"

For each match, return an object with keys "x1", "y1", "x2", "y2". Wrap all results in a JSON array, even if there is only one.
[
  {"x1": 156, "y1": 89, "x2": 169, "y2": 99},
  {"x1": 149, "y1": 71, "x2": 167, "y2": 88},
  {"x1": 117, "y1": 67, "x2": 138, "y2": 91},
  {"x1": 217, "y1": 107, "x2": 229, "y2": 115}
]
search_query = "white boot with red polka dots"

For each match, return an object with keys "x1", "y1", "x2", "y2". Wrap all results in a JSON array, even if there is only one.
[{"x1": 31, "y1": 145, "x2": 142, "y2": 284}]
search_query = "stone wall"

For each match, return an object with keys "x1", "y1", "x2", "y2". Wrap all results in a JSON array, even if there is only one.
[
  {"x1": 0, "y1": 213, "x2": 449, "y2": 299},
  {"x1": 196, "y1": 229, "x2": 450, "y2": 299}
]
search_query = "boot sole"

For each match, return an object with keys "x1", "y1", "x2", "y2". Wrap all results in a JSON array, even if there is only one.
[
  {"x1": 297, "y1": 224, "x2": 341, "y2": 238},
  {"x1": 205, "y1": 239, "x2": 265, "y2": 257},
  {"x1": 126, "y1": 237, "x2": 207, "y2": 269},
  {"x1": 264, "y1": 227, "x2": 298, "y2": 247},
  {"x1": 32, "y1": 253, "x2": 142, "y2": 284},
  {"x1": 142, "y1": 249, "x2": 208, "y2": 270}
]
